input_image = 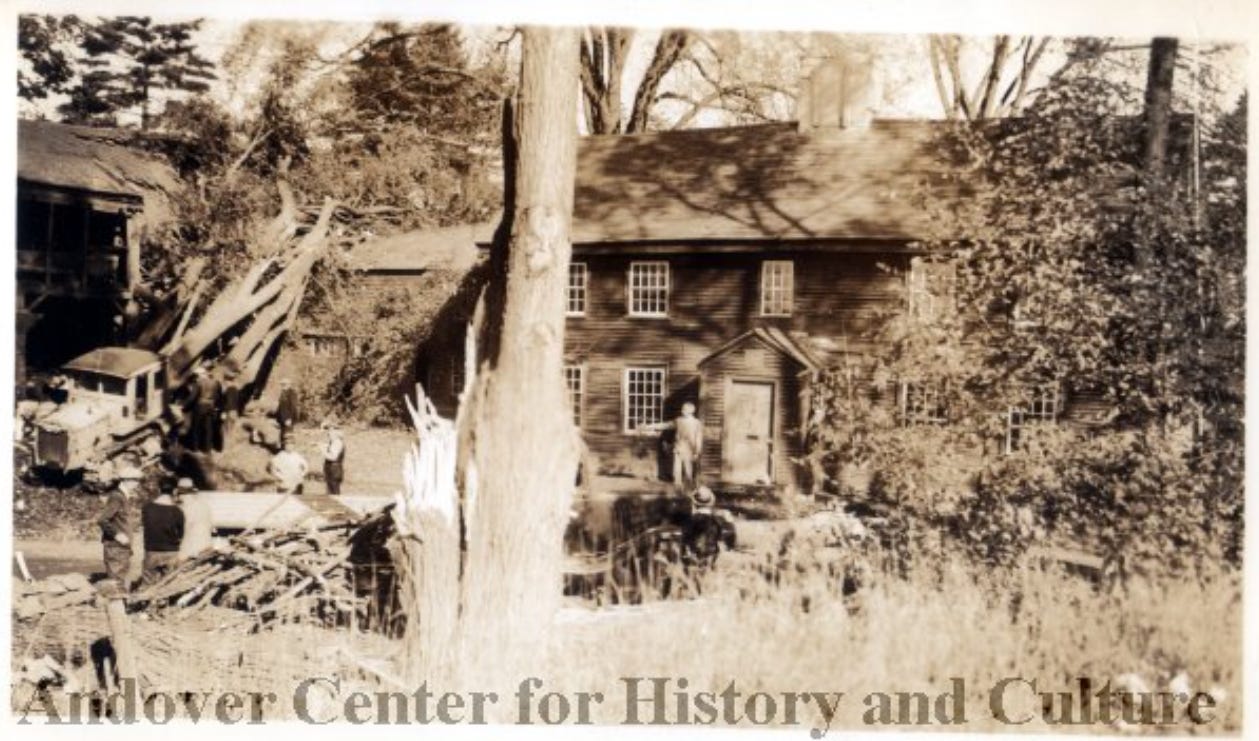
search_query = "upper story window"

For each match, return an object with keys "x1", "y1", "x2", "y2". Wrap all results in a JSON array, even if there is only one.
[
  {"x1": 908, "y1": 257, "x2": 956, "y2": 322},
  {"x1": 567, "y1": 262, "x2": 588, "y2": 316},
  {"x1": 628, "y1": 261, "x2": 669, "y2": 317},
  {"x1": 563, "y1": 365, "x2": 584, "y2": 427},
  {"x1": 760, "y1": 260, "x2": 794, "y2": 316},
  {"x1": 1005, "y1": 385, "x2": 1059, "y2": 453},
  {"x1": 624, "y1": 367, "x2": 666, "y2": 432},
  {"x1": 901, "y1": 381, "x2": 947, "y2": 426}
]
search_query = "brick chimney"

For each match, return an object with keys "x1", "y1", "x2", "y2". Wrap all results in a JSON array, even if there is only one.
[{"x1": 797, "y1": 53, "x2": 881, "y2": 132}]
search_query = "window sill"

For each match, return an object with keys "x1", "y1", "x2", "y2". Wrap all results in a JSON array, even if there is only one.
[{"x1": 626, "y1": 313, "x2": 669, "y2": 320}]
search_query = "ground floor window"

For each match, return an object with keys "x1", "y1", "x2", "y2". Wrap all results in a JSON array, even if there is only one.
[
  {"x1": 1006, "y1": 385, "x2": 1059, "y2": 452},
  {"x1": 563, "y1": 365, "x2": 584, "y2": 427},
  {"x1": 624, "y1": 367, "x2": 666, "y2": 432}
]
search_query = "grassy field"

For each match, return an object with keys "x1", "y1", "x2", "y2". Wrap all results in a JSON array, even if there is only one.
[{"x1": 546, "y1": 552, "x2": 1242, "y2": 734}]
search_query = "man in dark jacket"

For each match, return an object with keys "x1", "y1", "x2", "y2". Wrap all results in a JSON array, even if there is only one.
[
  {"x1": 97, "y1": 465, "x2": 142, "y2": 588},
  {"x1": 141, "y1": 483, "x2": 185, "y2": 585},
  {"x1": 275, "y1": 379, "x2": 298, "y2": 445},
  {"x1": 191, "y1": 367, "x2": 222, "y2": 452}
]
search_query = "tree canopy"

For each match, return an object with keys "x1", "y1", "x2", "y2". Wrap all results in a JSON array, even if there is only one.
[{"x1": 56, "y1": 16, "x2": 217, "y2": 128}]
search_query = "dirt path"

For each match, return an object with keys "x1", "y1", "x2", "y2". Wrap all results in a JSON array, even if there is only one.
[{"x1": 12, "y1": 538, "x2": 114, "y2": 580}]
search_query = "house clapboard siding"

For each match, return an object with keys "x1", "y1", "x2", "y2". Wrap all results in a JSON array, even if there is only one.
[{"x1": 565, "y1": 249, "x2": 910, "y2": 486}]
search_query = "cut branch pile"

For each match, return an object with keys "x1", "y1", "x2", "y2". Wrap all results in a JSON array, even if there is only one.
[{"x1": 129, "y1": 510, "x2": 393, "y2": 627}]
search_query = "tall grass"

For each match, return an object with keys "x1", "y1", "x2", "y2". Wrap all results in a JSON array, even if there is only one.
[{"x1": 543, "y1": 551, "x2": 1242, "y2": 733}]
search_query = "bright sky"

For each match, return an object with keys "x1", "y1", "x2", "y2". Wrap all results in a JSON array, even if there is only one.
[{"x1": 13, "y1": 2, "x2": 1249, "y2": 128}]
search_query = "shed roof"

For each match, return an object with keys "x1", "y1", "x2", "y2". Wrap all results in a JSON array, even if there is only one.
[
  {"x1": 351, "y1": 222, "x2": 488, "y2": 273},
  {"x1": 572, "y1": 120, "x2": 954, "y2": 244},
  {"x1": 63, "y1": 347, "x2": 162, "y2": 378},
  {"x1": 18, "y1": 119, "x2": 180, "y2": 209}
]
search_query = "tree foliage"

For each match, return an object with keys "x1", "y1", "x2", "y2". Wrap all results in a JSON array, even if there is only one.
[
  {"x1": 806, "y1": 40, "x2": 1245, "y2": 578},
  {"x1": 17, "y1": 14, "x2": 81, "y2": 101},
  {"x1": 57, "y1": 16, "x2": 216, "y2": 129}
]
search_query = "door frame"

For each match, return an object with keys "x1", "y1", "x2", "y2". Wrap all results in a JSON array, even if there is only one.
[{"x1": 721, "y1": 374, "x2": 777, "y2": 484}]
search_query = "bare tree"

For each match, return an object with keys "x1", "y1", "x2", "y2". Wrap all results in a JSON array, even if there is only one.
[
  {"x1": 579, "y1": 27, "x2": 691, "y2": 134},
  {"x1": 927, "y1": 34, "x2": 1051, "y2": 119}
]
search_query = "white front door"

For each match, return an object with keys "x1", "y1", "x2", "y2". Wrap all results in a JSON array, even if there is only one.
[{"x1": 722, "y1": 380, "x2": 774, "y2": 485}]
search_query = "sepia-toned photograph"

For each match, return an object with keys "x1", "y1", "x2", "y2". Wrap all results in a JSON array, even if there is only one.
[{"x1": 7, "y1": 1, "x2": 1249, "y2": 734}]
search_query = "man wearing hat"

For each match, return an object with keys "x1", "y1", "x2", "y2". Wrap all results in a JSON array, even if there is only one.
[
  {"x1": 175, "y1": 478, "x2": 213, "y2": 561},
  {"x1": 268, "y1": 436, "x2": 309, "y2": 495},
  {"x1": 275, "y1": 378, "x2": 299, "y2": 446},
  {"x1": 141, "y1": 479, "x2": 185, "y2": 585},
  {"x1": 321, "y1": 419, "x2": 346, "y2": 495},
  {"x1": 190, "y1": 365, "x2": 222, "y2": 453},
  {"x1": 96, "y1": 465, "x2": 143, "y2": 587}
]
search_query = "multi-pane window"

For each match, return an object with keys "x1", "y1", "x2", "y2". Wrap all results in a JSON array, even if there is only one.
[
  {"x1": 760, "y1": 260, "x2": 794, "y2": 316},
  {"x1": 563, "y1": 365, "x2": 584, "y2": 427},
  {"x1": 908, "y1": 258, "x2": 956, "y2": 321},
  {"x1": 901, "y1": 381, "x2": 947, "y2": 426},
  {"x1": 567, "y1": 262, "x2": 588, "y2": 316},
  {"x1": 1006, "y1": 385, "x2": 1059, "y2": 453},
  {"x1": 624, "y1": 367, "x2": 666, "y2": 431},
  {"x1": 628, "y1": 261, "x2": 669, "y2": 317}
]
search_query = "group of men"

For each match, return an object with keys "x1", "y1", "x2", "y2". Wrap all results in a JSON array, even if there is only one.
[
  {"x1": 186, "y1": 369, "x2": 346, "y2": 496},
  {"x1": 96, "y1": 466, "x2": 213, "y2": 589},
  {"x1": 186, "y1": 366, "x2": 242, "y2": 453},
  {"x1": 266, "y1": 420, "x2": 346, "y2": 495}
]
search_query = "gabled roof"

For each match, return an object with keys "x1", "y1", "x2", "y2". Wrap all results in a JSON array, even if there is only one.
[
  {"x1": 698, "y1": 326, "x2": 822, "y2": 372},
  {"x1": 18, "y1": 119, "x2": 180, "y2": 210},
  {"x1": 351, "y1": 222, "x2": 488, "y2": 273},
  {"x1": 573, "y1": 120, "x2": 953, "y2": 244},
  {"x1": 63, "y1": 347, "x2": 162, "y2": 378}
]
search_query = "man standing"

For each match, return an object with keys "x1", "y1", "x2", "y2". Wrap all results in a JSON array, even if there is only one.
[
  {"x1": 141, "y1": 481, "x2": 185, "y2": 585},
  {"x1": 268, "y1": 438, "x2": 309, "y2": 495},
  {"x1": 640, "y1": 402, "x2": 704, "y2": 491},
  {"x1": 321, "y1": 420, "x2": 346, "y2": 495},
  {"x1": 191, "y1": 366, "x2": 221, "y2": 453},
  {"x1": 220, "y1": 370, "x2": 242, "y2": 448},
  {"x1": 97, "y1": 465, "x2": 142, "y2": 588},
  {"x1": 175, "y1": 478, "x2": 213, "y2": 562},
  {"x1": 275, "y1": 379, "x2": 299, "y2": 446}
]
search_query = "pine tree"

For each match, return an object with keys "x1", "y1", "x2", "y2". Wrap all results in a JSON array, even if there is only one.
[
  {"x1": 58, "y1": 16, "x2": 216, "y2": 129},
  {"x1": 17, "y1": 14, "x2": 81, "y2": 101}
]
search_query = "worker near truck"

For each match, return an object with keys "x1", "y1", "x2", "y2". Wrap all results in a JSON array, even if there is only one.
[
  {"x1": 141, "y1": 481, "x2": 185, "y2": 585},
  {"x1": 97, "y1": 465, "x2": 143, "y2": 588},
  {"x1": 190, "y1": 366, "x2": 222, "y2": 453}
]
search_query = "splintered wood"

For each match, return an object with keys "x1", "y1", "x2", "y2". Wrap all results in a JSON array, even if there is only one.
[{"x1": 128, "y1": 513, "x2": 390, "y2": 628}]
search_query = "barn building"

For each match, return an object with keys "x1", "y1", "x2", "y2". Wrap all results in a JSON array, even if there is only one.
[{"x1": 16, "y1": 119, "x2": 179, "y2": 383}]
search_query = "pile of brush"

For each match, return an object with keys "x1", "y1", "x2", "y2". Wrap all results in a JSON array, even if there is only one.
[{"x1": 130, "y1": 508, "x2": 395, "y2": 628}]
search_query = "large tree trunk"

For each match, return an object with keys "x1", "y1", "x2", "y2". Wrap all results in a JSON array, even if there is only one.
[
  {"x1": 399, "y1": 26, "x2": 581, "y2": 699},
  {"x1": 1143, "y1": 37, "x2": 1179, "y2": 177},
  {"x1": 456, "y1": 24, "x2": 581, "y2": 689}
]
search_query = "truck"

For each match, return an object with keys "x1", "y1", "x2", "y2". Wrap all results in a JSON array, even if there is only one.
[{"x1": 28, "y1": 346, "x2": 169, "y2": 483}]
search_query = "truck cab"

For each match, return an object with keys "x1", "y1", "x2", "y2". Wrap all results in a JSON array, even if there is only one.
[{"x1": 34, "y1": 347, "x2": 166, "y2": 476}]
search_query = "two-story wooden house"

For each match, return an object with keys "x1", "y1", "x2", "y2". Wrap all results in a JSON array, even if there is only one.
[
  {"x1": 554, "y1": 116, "x2": 947, "y2": 492},
  {"x1": 416, "y1": 73, "x2": 965, "y2": 493},
  {"x1": 419, "y1": 62, "x2": 1140, "y2": 494}
]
